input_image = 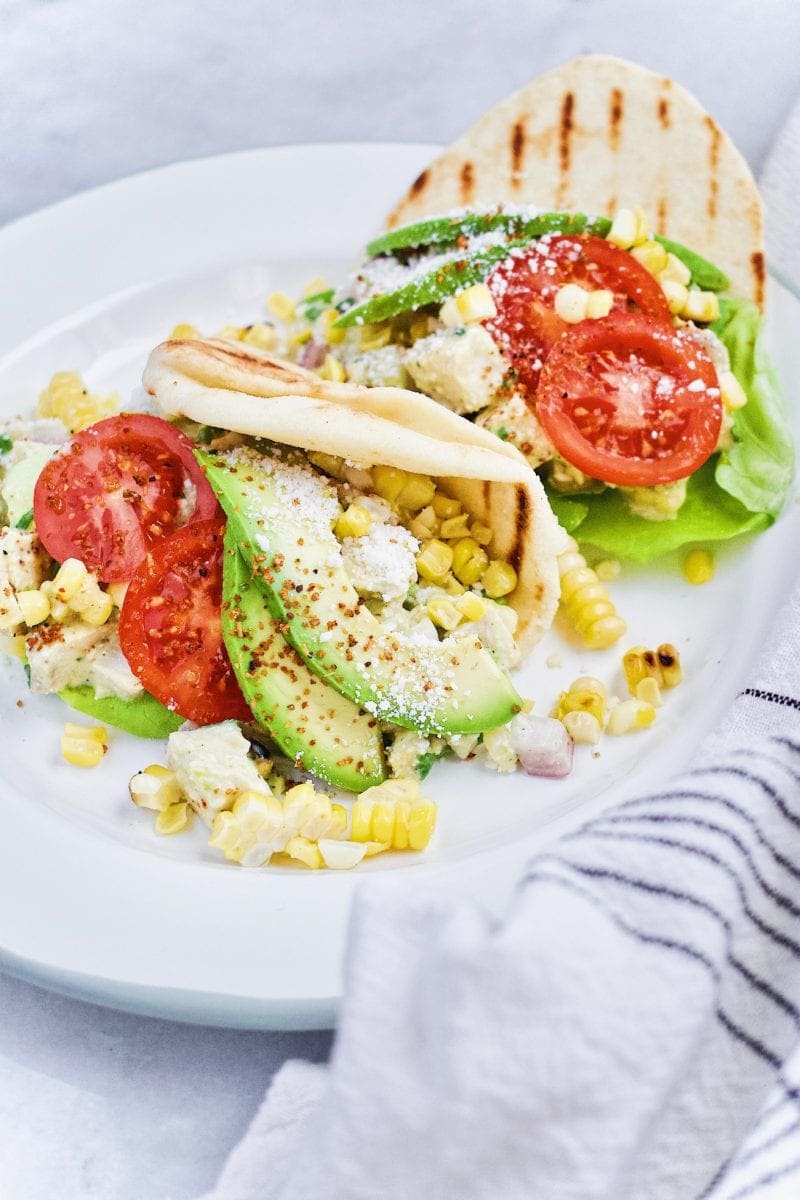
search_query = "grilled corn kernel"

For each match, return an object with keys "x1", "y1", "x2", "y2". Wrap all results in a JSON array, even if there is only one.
[
  {"x1": 52, "y1": 558, "x2": 88, "y2": 603},
  {"x1": 606, "y1": 699, "x2": 657, "y2": 735},
  {"x1": 622, "y1": 644, "x2": 682, "y2": 692},
  {"x1": 662, "y1": 280, "x2": 689, "y2": 314},
  {"x1": 416, "y1": 539, "x2": 453, "y2": 584},
  {"x1": 303, "y1": 276, "x2": 329, "y2": 298},
  {"x1": 129, "y1": 764, "x2": 183, "y2": 811},
  {"x1": 61, "y1": 723, "x2": 107, "y2": 767},
  {"x1": 482, "y1": 560, "x2": 517, "y2": 599},
  {"x1": 397, "y1": 474, "x2": 436, "y2": 512},
  {"x1": 266, "y1": 291, "x2": 295, "y2": 321},
  {"x1": 350, "y1": 786, "x2": 437, "y2": 852},
  {"x1": 319, "y1": 354, "x2": 346, "y2": 382},
  {"x1": 285, "y1": 835, "x2": 323, "y2": 870},
  {"x1": 155, "y1": 801, "x2": 192, "y2": 836},
  {"x1": 322, "y1": 309, "x2": 347, "y2": 345},
  {"x1": 683, "y1": 548, "x2": 715, "y2": 585},
  {"x1": 39, "y1": 583, "x2": 69, "y2": 623},
  {"x1": 243, "y1": 323, "x2": 277, "y2": 350},
  {"x1": 431, "y1": 492, "x2": 462, "y2": 520},
  {"x1": 335, "y1": 503, "x2": 373, "y2": 540},
  {"x1": 359, "y1": 323, "x2": 393, "y2": 350},
  {"x1": 630, "y1": 240, "x2": 669, "y2": 276},
  {"x1": 444, "y1": 574, "x2": 466, "y2": 597},
  {"x1": 570, "y1": 675, "x2": 607, "y2": 699},
  {"x1": 409, "y1": 506, "x2": 439, "y2": 541},
  {"x1": 38, "y1": 371, "x2": 119, "y2": 432},
  {"x1": 554, "y1": 283, "x2": 589, "y2": 323},
  {"x1": 607, "y1": 208, "x2": 638, "y2": 249},
  {"x1": 16, "y1": 589, "x2": 50, "y2": 626},
  {"x1": 451, "y1": 538, "x2": 490, "y2": 586},
  {"x1": 439, "y1": 513, "x2": 471, "y2": 540},
  {"x1": 719, "y1": 371, "x2": 748, "y2": 411},
  {"x1": 170, "y1": 323, "x2": 200, "y2": 340},
  {"x1": 585, "y1": 289, "x2": 614, "y2": 320},
  {"x1": 458, "y1": 592, "x2": 486, "y2": 621},
  {"x1": 452, "y1": 283, "x2": 497, "y2": 323},
  {"x1": 635, "y1": 677, "x2": 663, "y2": 707},
  {"x1": 552, "y1": 681, "x2": 605, "y2": 725},
  {"x1": 77, "y1": 590, "x2": 114, "y2": 627},
  {"x1": 563, "y1": 710, "x2": 602, "y2": 745},
  {"x1": 558, "y1": 537, "x2": 626, "y2": 649},
  {"x1": 216, "y1": 324, "x2": 246, "y2": 342},
  {"x1": 426, "y1": 596, "x2": 462, "y2": 631},
  {"x1": 470, "y1": 522, "x2": 493, "y2": 547},
  {"x1": 317, "y1": 839, "x2": 367, "y2": 870},
  {"x1": 660, "y1": 252, "x2": 692, "y2": 287},
  {"x1": 371, "y1": 464, "x2": 408, "y2": 504},
  {"x1": 290, "y1": 328, "x2": 312, "y2": 347},
  {"x1": 107, "y1": 581, "x2": 128, "y2": 609},
  {"x1": 595, "y1": 559, "x2": 621, "y2": 582},
  {"x1": 682, "y1": 290, "x2": 720, "y2": 323}
]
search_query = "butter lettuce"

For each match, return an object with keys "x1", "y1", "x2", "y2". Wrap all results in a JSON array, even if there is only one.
[{"x1": 547, "y1": 299, "x2": 793, "y2": 561}]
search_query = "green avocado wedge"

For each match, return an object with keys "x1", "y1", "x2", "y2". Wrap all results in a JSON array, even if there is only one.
[
  {"x1": 221, "y1": 529, "x2": 386, "y2": 792},
  {"x1": 59, "y1": 685, "x2": 184, "y2": 738},
  {"x1": 199, "y1": 449, "x2": 523, "y2": 737}
]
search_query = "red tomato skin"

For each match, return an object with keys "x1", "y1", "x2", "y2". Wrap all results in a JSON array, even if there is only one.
[
  {"x1": 486, "y1": 234, "x2": 672, "y2": 396},
  {"x1": 536, "y1": 313, "x2": 723, "y2": 487},
  {"x1": 33, "y1": 413, "x2": 219, "y2": 582},
  {"x1": 119, "y1": 517, "x2": 251, "y2": 725}
]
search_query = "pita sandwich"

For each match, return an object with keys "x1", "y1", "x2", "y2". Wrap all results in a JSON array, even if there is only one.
[
  {"x1": 387, "y1": 55, "x2": 765, "y2": 307},
  {"x1": 143, "y1": 338, "x2": 567, "y2": 654}
]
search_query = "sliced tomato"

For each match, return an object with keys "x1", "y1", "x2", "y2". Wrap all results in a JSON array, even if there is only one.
[
  {"x1": 535, "y1": 313, "x2": 722, "y2": 487},
  {"x1": 119, "y1": 517, "x2": 251, "y2": 724},
  {"x1": 33, "y1": 413, "x2": 219, "y2": 582},
  {"x1": 486, "y1": 234, "x2": 672, "y2": 395}
]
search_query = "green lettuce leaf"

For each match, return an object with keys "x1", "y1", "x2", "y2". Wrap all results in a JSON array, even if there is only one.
[{"x1": 59, "y1": 685, "x2": 184, "y2": 739}]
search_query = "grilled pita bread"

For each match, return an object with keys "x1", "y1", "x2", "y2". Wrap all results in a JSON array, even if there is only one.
[
  {"x1": 387, "y1": 55, "x2": 764, "y2": 307},
  {"x1": 144, "y1": 338, "x2": 567, "y2": 655}
]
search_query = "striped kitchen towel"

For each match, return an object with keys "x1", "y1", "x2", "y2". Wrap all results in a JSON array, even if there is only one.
[{"x1": 203, "y1": 97, "x2": 800, "y2": 1200}]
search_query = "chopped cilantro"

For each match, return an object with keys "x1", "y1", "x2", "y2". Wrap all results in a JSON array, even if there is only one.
[
  {"x1": 15, "y1": 509, "x2": 34, "y2": 530},
  {"x1": 496, "y1": 427, "x2": 510, "y2": 441},
  {"x1": 416, "y1": 747, "x2": 448, "y2": 779},
  {"x1": 0, "y1": 434, "x2": 12, "y2": 454},
  {"x1": 298, "y1": 289, "x2": 335, "y2": 322},
  {"x1": 196, "y1": 425, "x2": 222, "y2": 445}
]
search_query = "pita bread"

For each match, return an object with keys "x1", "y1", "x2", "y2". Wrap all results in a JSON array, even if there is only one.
[
  {"x1": 387, "y1": 55, "x2": 764, "y2": 307},
  {"x1": 144, "y1": 338, "x2": 567, "y2": 654}
]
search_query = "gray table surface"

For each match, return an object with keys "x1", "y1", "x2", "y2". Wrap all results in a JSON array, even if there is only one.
[{"x1": 2, "y1": 1, "x2": 799, "y2": 1196}]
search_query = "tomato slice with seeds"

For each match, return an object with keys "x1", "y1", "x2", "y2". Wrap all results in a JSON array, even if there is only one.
[
  {"x1": 486, "y1": 234, "x2": 672, "y2": 395},
  {"x1": 33, "y1": 414, "x2": 219, "y2": 582},
  {"x1": 119, "y1": 517, "x2": 251, "y2": 724},
  {"x1": 535, "y1": 313, "x2": 722, "y2": 487}
]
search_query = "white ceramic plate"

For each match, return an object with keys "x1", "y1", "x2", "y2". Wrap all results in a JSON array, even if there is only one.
[{"x1": 0, "y1": 145, "x2": 797, "y2": 1029}]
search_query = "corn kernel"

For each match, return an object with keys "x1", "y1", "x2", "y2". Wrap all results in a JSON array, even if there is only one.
[
  {"x1": 242, "y1": 323, "x2": 277, "y2": 350},
  {"x1": 662, "y1": 280, "x2": 689, "y2": 314},
  {"x1": 632, "y1": 207, "x2": 650, "y2": 245},
  {"x1": 595, "y1": 559, "x2": 621, "y2": 582},
  {"x1": 606, "y1": 699, "x2": 656, "y2": 735},
  {"x1": 552, "y1": 682, "x2": 605, "y2": 725},
  {"x1": 52, "y1": 558, "x2": 88, "y2": 603},
  {"x1": 335, "y1": 503, "x2": 373, "y2": 540},
  {"x1": 409, "y1": 506, "x2": 439, "y2": 541},
  {"x1": 454, "y1": 283, "x2": 497, "y2": 323},
  {"x1": 431, "y1": 493, "x2": 462, "y2": 520},
  {"x1": 607, "y1": 208, "x2": 638, "y2": 249},
  {"x1": 79, "y1": 591, "x2": 114, "y2": 627},
  {"x1": 285, "y1": 835, "x2": 323, "y2": 869},
  {"x1": 170, "y1": 323, "x2": 200, "y2": 340},
  {"x1": 631, "y1": 240, "x2": 669, "y2": 276},
  {"x1": 660, "y1": 252, "x2": 692, "y2": 287},
  {"x1": 439, "y1": 296, "x2": 463, "y2": 328},
  {"x1": 719, "y1": 371, "x2": 748, "y2": 411},
  {"x1": 457, "y1": 592, "x2": 487, "y2": 622},
  {"x1": 216, "y1": 324, "x2": 246, "y2": 342},
  {"x1": 451, "y1": 538, "x2": 489, "y2": 586},
  {"x1": 319, "y1": 354, "x2": 346, "y2": 382},
  {"x1": 585, "y1": 289, "x2": 614, "y2": 320},
  {"x1": 426, "y1": 597, "x2": 462, "y2": 631},
  {"x1": 470, "y1": 523, "x2": 493, "y2": 547},
  {"x1": 563, "y1": 710, "x2": 602, "y2": 745},
  {"x1": 554, "y1": 283, "x2": 589, "y2": 323},
  {"x1": 622, "y1": 644, "x2": 682, "y2": 692},
  {"x1": 416, "y1": 539, "x2": 453, "y2": 584},
  {"x1": 322, "y1": 309, "x2": 347, "y2": 346},
  {"x1": 107, "y1": 581, "x2": 129, "y2": 609},
  {"x1": 635, "y1": 677, "x2": 663, "y2": 707},
  {"x1": 371, "y1": 802, "x2": 395, "y2": 845},
  {"x1": 371, "y1": 464, "x2": 408, "y2": 503},
  {"x1": 61, "y1": 723, "x2": 107, "y2": 768},
  {"x1": 682, "y1": 290, "x2": 720, "y2": 324},
  {"x1": 317, "y1": 839, "x2": 366, "y2": 870},
  {"x1": 439, "y1": 513, "x2": 471, "y2": 540},
  {"x1": 290, "y1": 328, "x2": 312, "y2": 347},
  {"x1": 444, "y1": 574, "x2": 466, "y2": 597},
  {"x1": 397, "y1": 474, "x2": 436, "y2": 512},
  {"x1": 482, "y1": 560, "x2": 517, "y2": 599},
  {"x1": 155, "y1": 801, "x2": 192, "y2": 835},
  {"x1": 303, "y1": 276, "x2": 329, "y2": 298},
  {"x1": 359, "y1": 323, "x2": 393, "y2": 350},
  {"x1": 0, "y1": 632, "x2": 26, "y2": 659},
  {"x1": 350, "y1": 799, "x2": 373, "y2": 842},
  {"x1": 129, "y1": 764, "x2": 183, "y2": 812},
  {"x1": 392, "y1": 802, "x2": 411, "y2": 850},
  {"x1": 16, "y1": 589, "x2": 50, "y2": 626},
  {"x1": 266, "y1": 291, "x2": 295, "y2": 321},
  {"x1": 558, "y1": 537, "x2": 626, "y2": 650},
  {"x1": 683, "y1": 548, "x2": 714, "y2": 585},
  {"x1": 570, "y1": 675, "x2": 607, "y2": 699},
  {"x1": 38, "y1": 371, "x2": 119, "y2": 432},
  {"x1": 408, "y1": 801, "x2": 437, "y2": 850}
]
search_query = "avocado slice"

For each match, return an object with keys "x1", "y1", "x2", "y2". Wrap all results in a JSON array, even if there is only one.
[
  {"x1": 59, "y1": 685, "x2": 185, "y2": 738},
  {"x1": 221, "y1": 529, "x2": 386, "y2": 792},
  {"x1": 200, "y1": 449, "x2": 523, "y2": 736}
]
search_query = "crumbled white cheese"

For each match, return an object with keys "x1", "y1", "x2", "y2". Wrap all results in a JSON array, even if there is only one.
[
  {"x1": 450, "y1": 601, "x2": 520, "y2": 672},
  {"x1": 87, "y1": 632, "x2": 143, "y2": 701},
  {"x1": 476, "y1": 390, "x2": 555, "y2": 467},
  {"x1": 167, "y1": 721, "x2": 270, "y2": 825},
  {"x1": 26, "y1": 620, "x2": 113, "y2": 694},
  {"x1": 406, "y1": 325, "x2": 505, "y2": 415},
  {"x1": 388, "y1": 729, "x2": 432, "y2": 779},
  {"x1": 341, "y1": 523, "x2": 419, "y2": 602}
]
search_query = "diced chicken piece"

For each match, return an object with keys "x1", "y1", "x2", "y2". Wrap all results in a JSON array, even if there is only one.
[
  {"x1": 511, "y1": 714, "x2": 574, "y2": 778},
  {"x1": 476, "y1": 391, "x2": 555, "y2": 468},
  {"x1": 25, "y1": 620, "x2": 113, "y2": 693},
  {"x1": 406, "y1": 326, "x2": 505, "y2": 415},
  {"x1": 450, "y1": 601, "x2": 521, "y2": 672},
  {"x1": 87, "y1": 632, "x2": 143, "y2": 701},
  {"x1": 0, "y1": 527, "x2": 50, "y2": 628},
  {"x1": 341, "y1": 523, "x2": 419, "y2": 602},
  {"x1": 167, "y1": 721, "x2": 270, "y2": 825}
]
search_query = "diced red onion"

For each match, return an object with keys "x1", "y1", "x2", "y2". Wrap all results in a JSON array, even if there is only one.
[
  {"x1": 299, "y1": 340, "x2": 327, "y2": 369},
  {"x1": 511, "y1": 714, "x2": 574, "y2": 778}
]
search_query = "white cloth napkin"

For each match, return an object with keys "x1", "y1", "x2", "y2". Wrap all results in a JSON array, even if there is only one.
[{"x1": 201, "y1": 101, "x2": 800, "y2": 1200}]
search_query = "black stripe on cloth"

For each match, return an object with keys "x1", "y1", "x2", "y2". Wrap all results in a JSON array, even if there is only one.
[
  {"x1": 717, "y1": 1009, "x2": 783, "y2": 1069},
  {"x1": 593, "y1": 788, "x2": 800, "y2": 883},
  {"x1": 725, "y1": 1155, "x2": 800, "y2": 1200},
  {"x1": 742, "y1": 688, "x2": 800, "y2": 712},
  {"x1": 573, "y1": 828, "x2": 800, "y2": 960},
  {"x1": 693, "y1": 766, "x2": 800, "y2": 830},
  {"x1": 596, "y1": 811, "x2": 800, "y2": 915},
  {"x1": 547, "y1": 860, "x2": 800, "y2": 1025},
  {"x1": 729, "y1": 1114, "x2": 800, "y2": 1173},
  {"x1": 774, "y1": 737, "x2": 800, "y2": 756},
  {"x1": 730, "y1": 747, "x2": 800, "y2": 789}
]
